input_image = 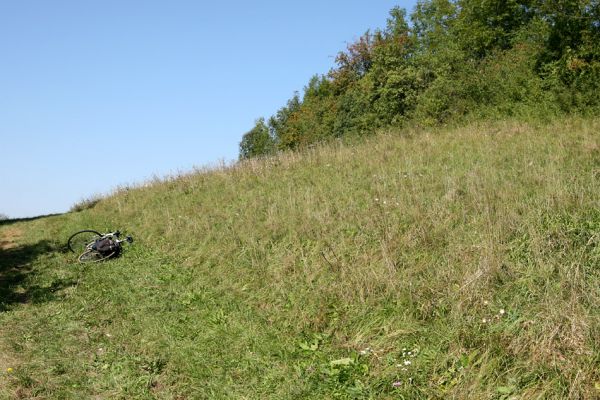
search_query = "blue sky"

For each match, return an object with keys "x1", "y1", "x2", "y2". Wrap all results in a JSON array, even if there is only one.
[{"x1": 0, "y1": 0, "x2": 417, "y2": 218}]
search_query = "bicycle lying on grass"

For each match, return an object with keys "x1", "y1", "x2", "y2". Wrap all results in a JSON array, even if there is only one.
[{"x1": 67, "y1": 230, "x2": 133, "y2": 263}]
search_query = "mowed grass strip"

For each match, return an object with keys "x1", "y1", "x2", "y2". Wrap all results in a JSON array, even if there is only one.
[{"x1": 0, "y1": 117, "x2": 599, "y2": 399}]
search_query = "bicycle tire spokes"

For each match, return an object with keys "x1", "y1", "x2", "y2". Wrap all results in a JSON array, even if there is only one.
[
  {"x1": 69, "y1": 228, "x2": 133, "y2": 263},
  {"x1": 68, "y1": 230, "x2": 102, "y2": 253},
  {"x1": 78, "y1": 249, "x2": 116, "y2": 263}
]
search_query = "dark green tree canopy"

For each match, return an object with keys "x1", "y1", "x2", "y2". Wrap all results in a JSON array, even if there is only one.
[{"x1": 240, "y1": 0, "x2": 600, "y2": 158}]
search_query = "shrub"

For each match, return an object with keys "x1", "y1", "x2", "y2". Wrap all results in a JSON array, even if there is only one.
[
  {"x1": 239, "y1": 118, "x2": 276, "y2": 159},
  {"x1": 70, "y1": 195, "x2": 102, "y2": 213}
]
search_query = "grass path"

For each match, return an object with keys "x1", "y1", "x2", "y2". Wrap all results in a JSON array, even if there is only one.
[
  {"x1": 0, "y1": 227, "x2": 22, "y2": 250},
  {"x1": 0, "y1": 226, "x2": 23, "y2": 394}
]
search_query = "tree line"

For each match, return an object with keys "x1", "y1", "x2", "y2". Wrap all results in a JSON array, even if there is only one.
[{"x1": 240, "y1": 0, "x2": 600, "y2": 159}]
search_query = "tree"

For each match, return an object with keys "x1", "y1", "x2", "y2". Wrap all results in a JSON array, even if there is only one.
[
  {"x1": 239, "y1": 118, "x2": 275, "y2": 159},
  {"x1": 238, "y1": 0, "x2": 600, "y2": 158},
  {"x1": 268, "y1": 94, "x2": 301, "y2": 150}
]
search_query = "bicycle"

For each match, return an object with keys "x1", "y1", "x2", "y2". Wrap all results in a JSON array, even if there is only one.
[{"x1": 67, "y1": 229, "x2": 133, "y2": 263}]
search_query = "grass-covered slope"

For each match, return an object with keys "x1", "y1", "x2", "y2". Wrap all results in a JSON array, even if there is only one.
[{"x1": 1, "y1": 118, "x2": 599, "y2": 399}]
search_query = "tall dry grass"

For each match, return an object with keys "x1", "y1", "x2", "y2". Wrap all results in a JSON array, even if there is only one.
[{"x1": 1, "y1": 117, "x2": 598, "y2": 398}]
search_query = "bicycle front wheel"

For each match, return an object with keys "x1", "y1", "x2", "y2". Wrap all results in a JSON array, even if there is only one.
[
  {"x1": 68, "y1": 230, "x2": 101, "y2": 253},
  {"x1": 78, "y1": 249, "x2": 115, "y2": 263}
]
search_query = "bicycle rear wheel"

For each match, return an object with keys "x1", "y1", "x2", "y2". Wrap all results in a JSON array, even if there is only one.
[
  {"x1": 78, "y1": 249, "x2": 115, "y2": 263},
  {"x1": 68, "y1": 230, "x2": 102, "y2": 253}
]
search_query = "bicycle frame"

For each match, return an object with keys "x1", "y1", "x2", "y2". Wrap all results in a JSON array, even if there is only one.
[
  {"x1": 68, "y1": 229, "x2": 133, "y2": 264},
  {"x1": 84, "y1": 231, "x2": 132, "y2": 251}
]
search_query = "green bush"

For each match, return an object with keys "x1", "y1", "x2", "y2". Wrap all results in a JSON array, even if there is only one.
[
  {"x1": 69, "y1": 195, "x2": 102, "y2": 213},
  {"x1": 239, "y1": 118, "x2": 276, "y2": 159}
]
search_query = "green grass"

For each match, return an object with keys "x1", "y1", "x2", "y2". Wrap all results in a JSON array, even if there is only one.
[{"x1": 1, "y1": 117, "x2": 599, "y2": 399}]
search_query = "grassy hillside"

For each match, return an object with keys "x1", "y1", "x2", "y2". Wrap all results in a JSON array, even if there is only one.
[{"x1": 1, "y1": 118, "x2": 599, "y2": 399}]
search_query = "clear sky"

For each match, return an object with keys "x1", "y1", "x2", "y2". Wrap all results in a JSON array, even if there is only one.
[{"x1": 0, "y1": 0, "x2": 417, "y2": 219}]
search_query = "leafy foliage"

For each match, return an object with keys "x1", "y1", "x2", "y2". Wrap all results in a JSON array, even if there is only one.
[
  {"x1": 240, "y1": 0, "x2": 600, "y2": 157},
  {"x1": 239, "y1": 118, "x2": 276, "y2": 159}
]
